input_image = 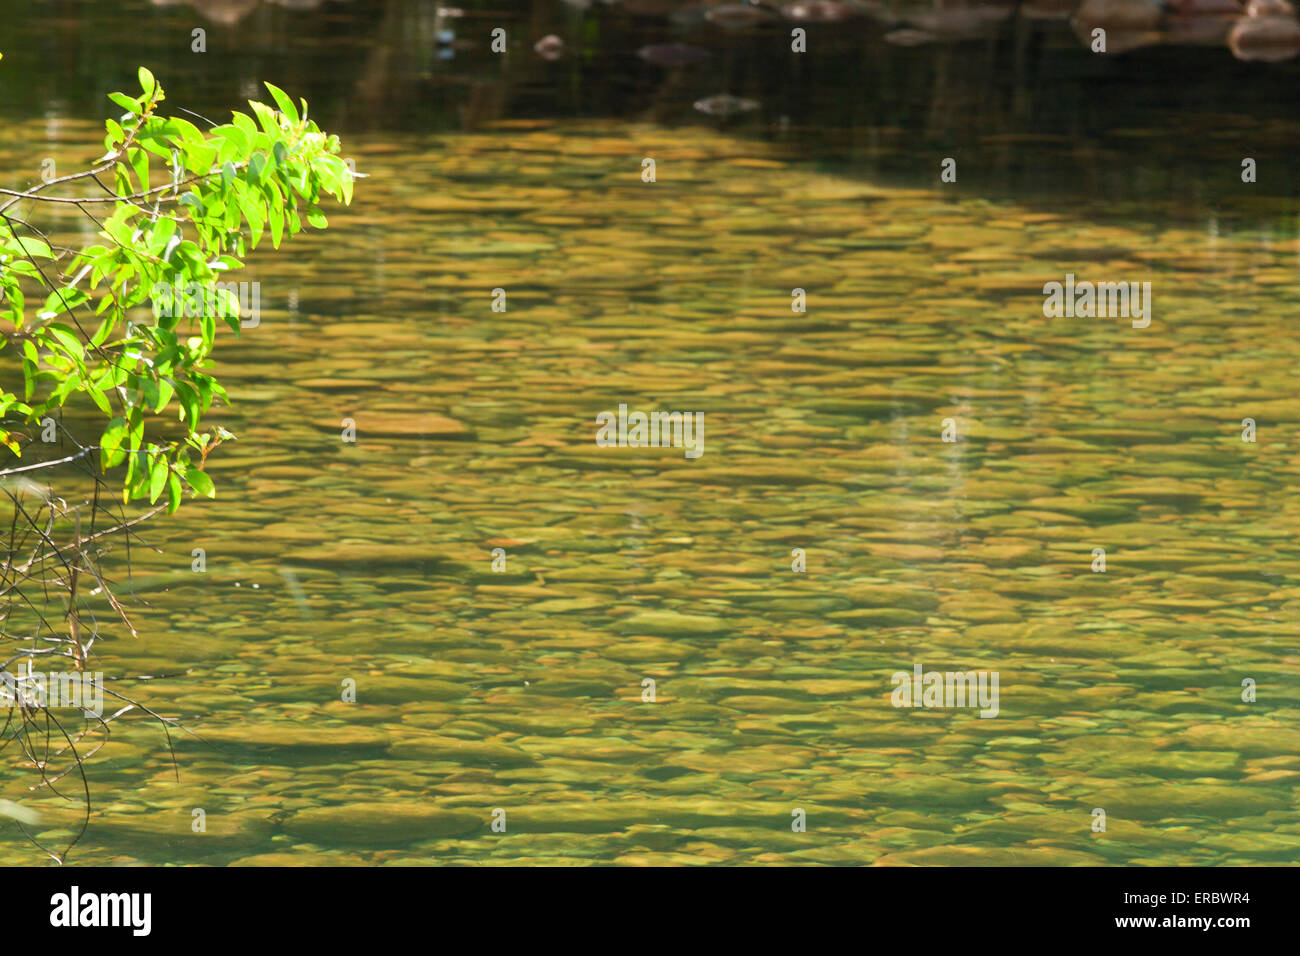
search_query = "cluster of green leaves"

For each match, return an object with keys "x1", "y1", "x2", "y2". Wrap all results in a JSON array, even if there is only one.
[{"x1": 0, "y1": 68, "x2": 352, "y2": 511}]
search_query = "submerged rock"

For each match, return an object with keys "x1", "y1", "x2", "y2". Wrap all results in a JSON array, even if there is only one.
[
  {"x1": 908, "y1": 6, "x2": 1013, "y2": 35},
  {"x1": 616, "y1": 610, "x2": 729, "y2": 635},
  {"x1": 1228, "y1": 13, "x2": 1300, "y2": 59},
  {"x1": 1245, "y1": 0, "x2": 1294, "y2": 14},
  {"x1": 1108, "y1": 784, "x2": 1287, "y2": 819},
  {"x1": 1182, "y1": 721, "x2": 1300, "y2": 755},
  {"x1": 704, "y1": 3, "x2": 778, "y2": 28},
  {"x1": 1020, "y1": 0, "x2": 1076, "y2": 18},
  {"x1": 176, "y1": 723, "x2": 391, "y2": 755},
  {"x1": 873, "y1": 846, "x2": 1104, "y2": 865},
  {"x1": 637, "y1": 43, "x2": 711, "y2": 66},
  {"x1": 779, "y1": 1, "x2": 861, "y2": 21},
  {"x1": 885, "y1": 28, "x2": 938, "y2": 45},
  {"x1": 388, "y1": 734, "x2": 535, "y2": 766},
  {"x1": 1166, "y1": 14, "x2": 1235, "y2": 43},
  {"x1": 533, "y1": 35, "x2": 565, "y2": 61},
  {"x1": 693, "y1": 93, "x2": 760, "y2": 116},
  {"x1": 1072, "y1": 0, "x2": 1163, "y2": 30},
  {"x1": 150, "y1": 0, "x2": 258, "y2": 27},
  {"x1": 316, "y1": 412, "x2": 473, "y2": 439},
  {"x1": 1166, "y1": 0, "x2": 1241, "y2": 13},
  {"x1": 284, "y1": 803, "x2": 481, "y2": 844},
  {"x1": 231, "y1": 850, "x2": 349, "y2": 866},
  {"x1": 93, "y1": 809, "x2": 275, "y2": 852}
]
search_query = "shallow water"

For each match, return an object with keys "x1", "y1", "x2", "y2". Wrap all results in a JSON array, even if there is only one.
[{"x1": 1, "y1": 0, "x2": 1298, "y2": 865}]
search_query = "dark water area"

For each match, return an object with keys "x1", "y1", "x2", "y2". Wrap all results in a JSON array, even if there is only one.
[{"x1": 3, "y1": 0, "x2": 1300, "y2": 215}]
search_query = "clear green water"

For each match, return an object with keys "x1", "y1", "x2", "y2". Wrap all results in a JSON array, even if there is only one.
[{"x1": 1, "y1": 0, "x2": 1298, "y2": 865}]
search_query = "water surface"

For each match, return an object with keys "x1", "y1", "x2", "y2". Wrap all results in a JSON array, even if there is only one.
[{"x1": 1, "y1": 0, "x2": 1298, "y2": 865}]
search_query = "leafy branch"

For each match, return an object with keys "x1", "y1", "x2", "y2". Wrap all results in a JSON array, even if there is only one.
[{"x1": 0, "y1": 68, "x2": 353, "y2": 511}]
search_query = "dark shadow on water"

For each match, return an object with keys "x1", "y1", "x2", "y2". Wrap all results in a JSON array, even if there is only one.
[{"x1": 2, "y1": 0, "x2": 1299, "y2": 226}]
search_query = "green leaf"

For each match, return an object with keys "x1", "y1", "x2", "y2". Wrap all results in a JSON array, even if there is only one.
[
  {"x1": 100, "y1": 417, "x2": 128, "y2": 470},
  {"x1": 263, "y1": 82, "x2": 299, "y2": 126},
  {"x1": 249, "y1": 101, "x2": 279, "y2": 136},
  {"x1": 148, "y1": 452, "x2": 167, "y2": 503},
  {"x1": 247, "y1": 150, "x2": 269, "y2": 186},
  {"x1": 128, "y1": 147, "x2": 149, "y2": 192},
  {"x1": 155, "y1": 377, "x2": 175, "y2": 413},
  {"x1": 163, "y1": 116, "x2": 204, "y2": 147},
  {"x1": 173, "y1": 380, "x2": 200, "y2": 424},
  {"x1": 333, "y1": 157, "x2": 354, "y2": 205},
  {"x1": 140, "y1": 376, "x2": 159, "y2": 411},
  {"x1": 40, "y1": 288, "x2": 88, "y2": 317},
  {"x1": 212, "y1": 123, "x2": 250, "y2": 163},
  {"x1": 85, "y1": 380, "x2": 112, "y2": 416},
  {"x1": 229, "y1": 111, "x2": 257, "y2": 140},
  {"x1": 127, "y1": 405, "x2": 144, "y2": 451},
  {"x1": 45, "y1": 324, "x2": 85, "y2": 361},
  {"x1": 184, "y1": 464, "x2": 215, "y2": 498},
  {"x1": 104, "y1": 118, "x2": 124, "y2": 150},
  {"x1": 235, "y1": 189, "x2": 265, "y2": 248},
  {"x1": 108, "y1": 92, "x2": 142, "y2": 116},
  {"x1": 138, "y1": 67, "x2": 158, "y2": 100},
  {"x1": 166, "y1": 469, "x2": 183, "y2": 514},
  {"x1": 192, "y1": 374, "x2": 214, "y2": 412},
  {"x1": 267, "y1": 190, "x2": 284, "y2": 248},
  {"x1": 10, "y1": 236, "x2": 53, "y2": 259}
]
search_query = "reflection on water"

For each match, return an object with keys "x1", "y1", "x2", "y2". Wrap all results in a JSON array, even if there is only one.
[
  {"x1": 1, "y1": 1, "x2": 1299, "y2": 864},
  {"x1": 5, "y1": 0, "x2": 1300, "y2": 211}
]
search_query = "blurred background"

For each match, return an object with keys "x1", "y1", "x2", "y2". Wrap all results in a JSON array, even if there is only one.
[{"x1": 3, "y1": 0, "x2": 1300, "y2": 210}]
